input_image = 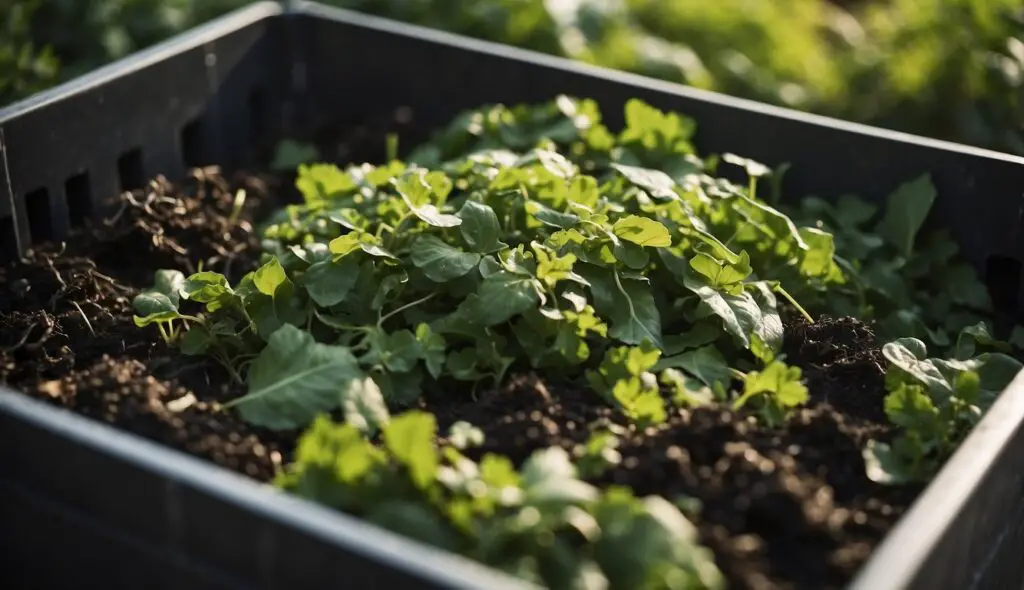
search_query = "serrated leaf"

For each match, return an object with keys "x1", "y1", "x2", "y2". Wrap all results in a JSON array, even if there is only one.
[{"x1": 227, "y1": 325, "x2": 362, "y2": 430}]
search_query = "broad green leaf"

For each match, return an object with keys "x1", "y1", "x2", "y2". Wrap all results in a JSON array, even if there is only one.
[
  {"x1": 304, "y1": 257, "x2": 360, "y2": 307},
  {"x1": 458, "y1": 271, "x2": 543, "y2": 326},
  {"x1": 457, "y1": 200, "x2": 506, "y2": 252},
  {"x1": 384, "y1": 411, "x2": 438, "y2": 490},
  {"x1": 876, "y1": 175, "x2": 937, "y2": 257},
  {"x1": 654, "y1": 345, "x2": 732, "y2": 388},
  {"x1": 182, "y1": 271, "x2": 232, "y2": 304},
  {"x1": 395, "y1": 171, "x2": 461, "y2": 227},
  {"x1": 610, "y1": 163, "x2": 678, "y2": 200},
  {"x1": 607, "y1": 277, "x2": 663, "y2": 349},
  {"x1": 227, "y1": 325, "x2": 362, "y2": 429},
  {"x1": 612, "y1": 216, "x2": 672, "y2": 248},
  {"x1": 683, "y1": 275, "x2": 764, "y2": 349},
  {"x1": 881, "y1": 338, "x2": 952, "y2": 397},
  {"x1": 295, "y1": 163, "x2": 355, "y2": 204},
  {"x1": 410, "y1": 235, "x2": 482, "y2": 282},
  {"x1": 329, "y1": 233, "x2": 362, "y2": 258},
  {"x1": 382, "y1": 329, "x2": 421, "y2": 373},
  {"x1": 153, "y1": 270, "x2": 185, "y2": 306},
  {"x1": 178, "y1": 327, "x2": 213, "y2": 355},
  {"x1": 526, "y1": 200, "x2": 580, "y2": 229},
  {"x1": 254, "y1": 258, "x2": 288, "y2": 296},
  {"x1": 133, "y1": 291, "x2": 179, "y2": 320}
]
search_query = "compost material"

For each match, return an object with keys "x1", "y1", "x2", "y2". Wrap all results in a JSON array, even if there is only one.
[{"x1": 0, "y1": 170, "x2": 921, "y2": 590}]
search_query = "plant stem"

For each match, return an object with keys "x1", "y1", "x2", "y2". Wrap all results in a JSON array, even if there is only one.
[
  {"x1": 379, "y1": 292, "x2": 438, "y2": 326},
  {"x1": 775, "y1": 284, "x2": 814, "y2": 324}
]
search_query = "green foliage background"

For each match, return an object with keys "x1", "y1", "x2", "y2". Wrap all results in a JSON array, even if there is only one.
[{"x1": 3, "y1": 0, "x2": 1024, "y2": 155}]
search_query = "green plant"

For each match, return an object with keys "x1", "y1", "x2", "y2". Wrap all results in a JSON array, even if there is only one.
[
  {"x1": 279, "y1": 410, "x2": 726, "y2": 589},
  {"x1": 135, "y1": 96, "x2": 845, "y2": 434}
]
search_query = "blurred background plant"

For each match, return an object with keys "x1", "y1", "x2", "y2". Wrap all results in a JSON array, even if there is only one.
[{"x1": 3, "y1": 0, "x2": 1024, "y2": 155}]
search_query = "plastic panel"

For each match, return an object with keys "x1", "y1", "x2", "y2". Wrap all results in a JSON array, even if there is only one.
[
  {"x1": 1, "y1": 2, "x2": 1023, "y2": 589},
  {"x1": 0, "y1": 390, "x2": 533, "y2": 590},
  {"x1": 0, "y1": 2, "x2": 291, "y2": 260}
]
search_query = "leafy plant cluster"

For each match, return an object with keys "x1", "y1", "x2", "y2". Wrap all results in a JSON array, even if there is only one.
[
  {"x1": 131, "y1": 95, "x2": 1024, "y2": 587},
  {"x1": 279, "y1": 410, "x2": 726, "y2": 589},
  {"x1": 136, "y1": 96, "x2": 829, "y2": 433},
  {"x1": 864, "y1": 328, "x2": 1022, "y2": 484}
]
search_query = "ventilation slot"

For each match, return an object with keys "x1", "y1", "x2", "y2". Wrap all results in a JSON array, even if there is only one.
[
  {"x1": 65, "y1": 172, "x2": 93, "y2": 227},
  {"x1": 248, "y1": 86, "x2": 267, "y2": 140},
  {"x1": 0, "y1": 215, "x2": 18, "y2": 263},
  {"x1": 984, "y1": 254, "x2": 1023, "y2": 338},
  {"x1": 25, "y1": 187, "x2": 54, "y2": 243},
  {"x1": 117, "y1": 148, "x2": 144, "y2": 192},
  {"x1": 181, "y1": 118, "x2": 205, "y2": 169}
]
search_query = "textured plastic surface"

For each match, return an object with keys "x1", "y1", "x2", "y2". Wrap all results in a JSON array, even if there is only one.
[{"x1": 1, "y1": 2, "x2": 1023, "y2": 589}]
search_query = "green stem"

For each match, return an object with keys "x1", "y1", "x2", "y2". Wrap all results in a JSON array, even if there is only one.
[
  {"x1": 379, "y1": 292, "x2": 438, "y2": 326},
  {"x1": 157, "y1": 322, "x2": 171, "y2": 344},
  {"x1": 774, "y1": 284, "x2": 814, "y2": 324}
]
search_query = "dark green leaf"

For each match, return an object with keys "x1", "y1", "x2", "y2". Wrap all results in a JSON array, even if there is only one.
[
  {"x1": 226, "y1": 325, "x2": 363, "y2": 430},
  {"x1": 410, "y1": 235, "x2": 482, "y2": 282}
]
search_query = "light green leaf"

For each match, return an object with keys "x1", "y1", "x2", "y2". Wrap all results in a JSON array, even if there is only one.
[
  {"x1": 410, "y1": 235, "x2": 482, "y2": 282},
  {"x1": 227, "y1": 325, "x2": 362, "y2": 430},
  {"x1": 612, "y1": 216, "x2": 672, "y2": 248},
  {"x1": 254, "y1": 258, "x2": 288, "y2": 296},
  {"x1": 384, "y1": 411, "x2": 438, "y2": 490},
  {"x1": 395, "y1": 171, "x2": 461, "y2": 227}
]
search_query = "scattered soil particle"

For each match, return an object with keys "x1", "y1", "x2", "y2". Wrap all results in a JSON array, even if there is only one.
[
  {"x1": 1, "y1": 165, "x2": 922, "y2": 590},
  {"x1": 1, "y1": 168, "x2": 290, "y2": 481},
  {"x1": 425, "y1": 316, "x2": 922, "y2": 590}
]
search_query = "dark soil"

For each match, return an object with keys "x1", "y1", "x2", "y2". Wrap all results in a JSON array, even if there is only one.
[{"x1": 1, "y1": 168, "x2": 921, "y2": 590}]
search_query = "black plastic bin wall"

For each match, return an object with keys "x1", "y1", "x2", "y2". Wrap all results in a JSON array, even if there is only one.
[{"x1": 1, "y1": 2, "x2": 1023, "y2": 589}]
